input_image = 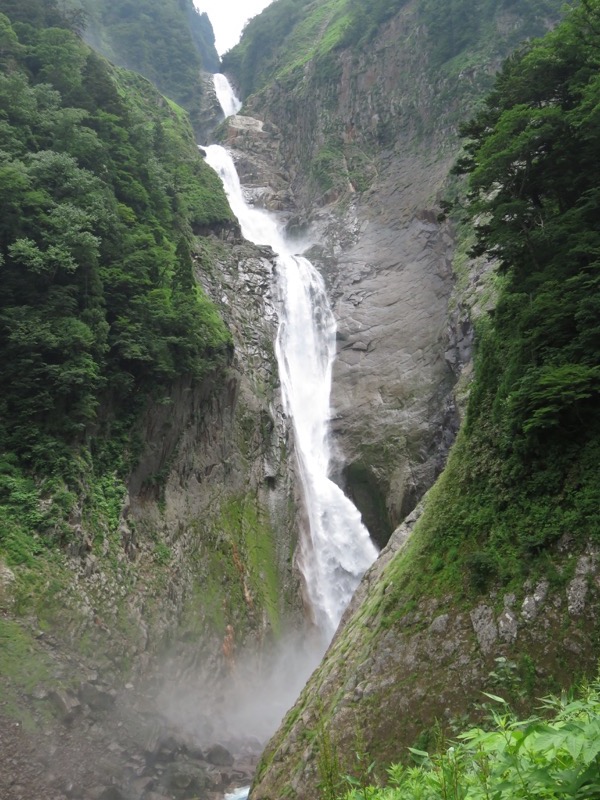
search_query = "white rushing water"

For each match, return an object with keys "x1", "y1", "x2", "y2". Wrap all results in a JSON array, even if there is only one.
[
  {"x1": 224, "y1": 787, "x2": 251, "y2": 800},
  {"x1": 214, "y1": 73, "x2": 242, "y2": 118},
  {"x1": 206, "y1": 76, "x2": 378, "y2": 640}
]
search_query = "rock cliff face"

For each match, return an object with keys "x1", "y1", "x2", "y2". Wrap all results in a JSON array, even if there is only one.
[
  {"x1": 224, "y1": 0, "x2": 562, "y2": 541},
  {"x1": 128, "y1": 234, "x2": 303, "y2": 655},
  {"x1": 0, "y1": 231, "x2": 305, "y2": 799},
  {"x1": 63, "y1": 232, "x2": 304, "y2": 676},
  {"x1": 253, "y1": 517, "x2": 600, "y2": 800},
  {"x1": 224, "y1": 3, "x2": 477, "y2": 543},
  {"x1": 215, "y1": 1, "x2": 579, "y2": 798},
  {"x1": 0, "y1": 5, "x2": 307, "y2": 776}
]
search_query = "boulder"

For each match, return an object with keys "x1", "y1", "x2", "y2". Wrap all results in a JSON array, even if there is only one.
[
  {"x1": 205, "y1": 743, "x2": 234, "y2": 767},
  {"x1": 79, "y1": 682, "x2": 116, "y2": 712},
  {"x1": 49, "y1": 689, "x2": 81, "y2": 723}
]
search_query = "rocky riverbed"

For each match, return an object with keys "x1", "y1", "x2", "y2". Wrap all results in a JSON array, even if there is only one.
[
  {"x1": 0, "y1": 697, "x2": 257, "y2": 800},
  {"x1": 0, "y1": 630, "x2": 259, "y2": 800}
]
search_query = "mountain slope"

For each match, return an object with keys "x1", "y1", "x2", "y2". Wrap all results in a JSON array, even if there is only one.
[
  {"x1": 76, "y1": 0, "x2": 220, "y2": 133},
  {"x1": 247, "y1": 1, "x2": 600, "y2": 797},
  {"x1": 0, "y1": 7, "x2": 303, "y2": 783},
  {"x1": 221, "y1": 0, "x2": 564, "y2": 545}
]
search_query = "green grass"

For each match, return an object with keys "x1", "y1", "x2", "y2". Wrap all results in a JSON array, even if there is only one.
[
  {"x1": 217, "y1": 495, "x2": 282, "y2": 635},
  {"x1": 0, "y1": 620, "x2": 46, "y2": 687},
  {"x1": 339, "y1": 679, "x2": 600, "y2": 800},
  {"x1": 0, "y1": 619, "x2": 54, "y2": 723},
  {"x1": 275, "y1": 0, "x2": 349, "y2": 78}
]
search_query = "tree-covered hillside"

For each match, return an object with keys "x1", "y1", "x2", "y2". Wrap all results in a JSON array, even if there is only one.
[
  {"x1": 0, "y1": 0, "x2": 232, "y2": 576},
  {"x1": 75, "y1": 0, "x2": 220, "y2": 133},
  {"x1": 425, "y1": 0, "x2": 600, "y2": 590}
]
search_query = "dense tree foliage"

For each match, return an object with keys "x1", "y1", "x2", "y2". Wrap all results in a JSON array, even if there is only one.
[
  {"x1": 457, "y1": 0, "x2": 600, "y2": 467},
  {"x1": 419, "y1": 0, "x2": 564, "y2": 66},
  {"x1": 409, "y1": 0, "x2": 600, "y2": 591},
  {"x1": 76, "y1": 0, "x2": 220, "y2": 133},
  {"x1": 0, "y1": 0, "x2": 233, "y2": 564}
]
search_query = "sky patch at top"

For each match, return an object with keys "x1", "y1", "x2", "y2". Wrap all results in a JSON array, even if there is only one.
[{"x1": 195, "y1": 0, "x2": 276, "y2": 55}]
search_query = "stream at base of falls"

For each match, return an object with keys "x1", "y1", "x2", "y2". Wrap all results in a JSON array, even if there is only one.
[{"x1": 225, "y1": 787, "x2": 252, "y2": 800}]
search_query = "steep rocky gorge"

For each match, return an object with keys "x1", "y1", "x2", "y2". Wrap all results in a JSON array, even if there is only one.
[
  {"x1": 2, "y1": 0, "x2": 597, "y2": 797},
  {"x1": 0, "y1": 4, "x2": 321, "y2": 794},
  {"x1": 223, "y1": 0, "x2": 514, "y2": 546},
  {"x1": 212, "y1": 1, "x2": 600, "y2": 798},
  {"x1": 217, "y1": 109, "x2": 460, "y2": 545},
  {"x1": 251, "y1": 510, "x2": 600, "y2": 800},
  {"x1": 0, "y1": 180, "x2": 304, "y2": 800}
]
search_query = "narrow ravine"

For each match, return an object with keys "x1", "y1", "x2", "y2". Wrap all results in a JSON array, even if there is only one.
[{"x1": 205, "y1": 76, "x2": 378, "y2": 641}]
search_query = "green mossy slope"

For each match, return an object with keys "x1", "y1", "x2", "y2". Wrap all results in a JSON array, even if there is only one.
[{"x1": 224, "y1": 0, "x2": 565, "y2": 101}]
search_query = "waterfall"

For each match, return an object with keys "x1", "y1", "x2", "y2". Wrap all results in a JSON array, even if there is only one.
[
  {"x1": 206, "y1": 77, "x2": 378, "y2": 641},
  {"x1": 214, "y1": 73, "x2": 242, "y2": 118}
]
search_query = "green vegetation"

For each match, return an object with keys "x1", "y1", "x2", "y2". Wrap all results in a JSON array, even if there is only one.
[
  {"x1": 0, "y1": 619, "x2": 56, "y2": 725},
  {"x1": 437, "y1": 0, "x2": 600, "y2": 584},
  {"x1": 75, "y1": 0, "x2": 220, "y2": 132},
  {"x1": 419, "y1": 0, "x2": 565, "y2": 68},
  {"x1": 0, "y1": 1, "x2": 233, "y2": 613},
  {"x1": 223, "y1": 0, "x2": 315, "y2": 97},
  {"x1": 175, "y1": 493, "x2": 283, "y2": 645},
  {"x1": 224, "y1": 0, "x2": 563, "y2": 100},
  {"x1": 339, "y1": 681, "x2": 600, "y2": 800},
  {"x1": 222, "y1": 0, "x2": 386, "y2": 97},
  {"x1": 359, "y1": 0, "x2": 600, "y2": 611},
  {"x1": 336, "y1": 0, "x2": 409, "y2": 48},
  {"x1": 215, "y1": 495, "x2": 282, "y2": 635},
  {"x1": 0, "y1": 619, "x2": 53, "y2": 693},
  {"x1": 224, "y1": 0, "x2": 564, "y2": 199},
  {"x1": 311, "y1": 142, "x2": 345, "y2": 191},
  {"x1": 222, "y1": 0, "x2": 413, "y2": 97}
]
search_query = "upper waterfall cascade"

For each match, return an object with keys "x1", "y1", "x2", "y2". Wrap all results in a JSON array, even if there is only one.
[
  {"x1": 214, "y1": 73, "x2": 242, "y2": 118},
  {"x1": 206, "y1": 76, "x2": 378, "y2": 640}
]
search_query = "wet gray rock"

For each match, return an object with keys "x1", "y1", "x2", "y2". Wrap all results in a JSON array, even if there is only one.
[
  {"x1": 566, "y1": 551, "x2": 598, "y2": 615},
  {"x1": 0, "y1": 561, "x2": 15, "y2": 594},
  {"x1": 320, "y1": 202, "x2": 457, "y2": 533},
  {"x1": 79, "y1": 682, "x2": 117, "y2": 712},
  {"x1": 497, "y1": 609, "x2": 518, "y2": 644},
  {"x1": 567, "y1": 576, "x2": 588, "y2": 616},
  {"x1": 196, "y1": 72, "x2": 226, "y2": 142},
  {"x1": 521, "y1": 579, "x2": 549, "y2": 622},
  {"x1": 470, "y1": 604, "x2": 498, "y2": 655},
  {"x1": 163, "y1": 761, "x2": 210, "y2": 798},
  {"x1": 50, "y1": 689, "x2": 81, "y2": 723},
  {"x1": 429, "y1": 614, "x2": 450, "y2": 635},
  {"x1": 97, "y1": 788, "x2": 127, "y2": 800},
  {"x1": 206, "y1": 743, "x2": 234, "y2": 767}
]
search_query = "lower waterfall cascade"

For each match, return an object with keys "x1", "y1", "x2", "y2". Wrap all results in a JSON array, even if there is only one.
[{"x1": 205, "y1": 74, "x2": 378, "y2": 641}]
